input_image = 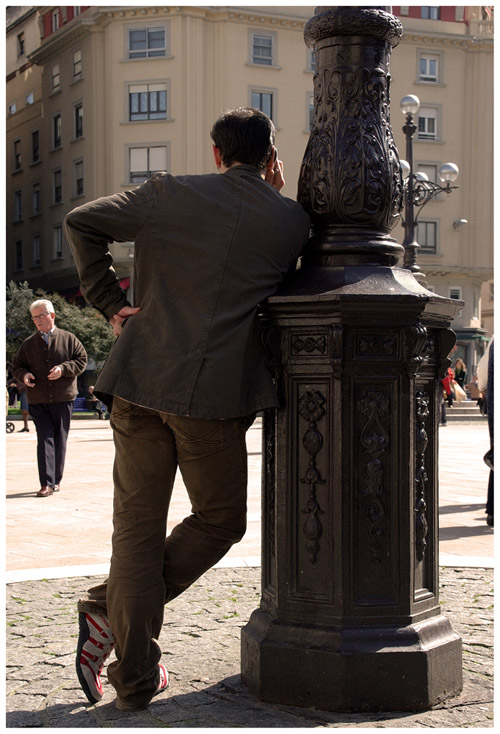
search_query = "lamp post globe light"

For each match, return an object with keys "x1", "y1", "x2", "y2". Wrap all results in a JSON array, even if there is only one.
[{"x1": 400, "y1": 94, "x2": 459, "y2": 277}]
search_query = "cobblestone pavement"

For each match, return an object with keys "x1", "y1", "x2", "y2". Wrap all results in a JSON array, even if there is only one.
[{"x1": 6, "y1": 566, "x2": 493, "y2": 728}]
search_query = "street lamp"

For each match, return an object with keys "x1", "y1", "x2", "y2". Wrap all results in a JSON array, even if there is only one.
[{"x1": 400, "y1": 94, "x2": 459, "y2": 277}]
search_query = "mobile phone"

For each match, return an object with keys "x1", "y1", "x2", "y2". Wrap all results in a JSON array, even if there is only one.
[{"x1": 273, "y1": 148, "x2": 279, "y2": 172}]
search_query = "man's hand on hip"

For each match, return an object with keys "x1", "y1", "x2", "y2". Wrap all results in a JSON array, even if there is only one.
[{"x1": 110, "y1": 306, "x2": 142, "y2": 337}]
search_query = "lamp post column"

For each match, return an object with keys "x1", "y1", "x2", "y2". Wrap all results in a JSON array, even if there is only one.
[
  {"x1": 402, "y1": 108, "x2": 420, "y2": 274},
  {"x1": 241, "y1": 6, "x2": 463, "y2": 713}
]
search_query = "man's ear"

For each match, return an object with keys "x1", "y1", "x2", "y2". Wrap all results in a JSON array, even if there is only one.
[{"x1": 213, "y1": 145, "x2": 222, "y2": 170}]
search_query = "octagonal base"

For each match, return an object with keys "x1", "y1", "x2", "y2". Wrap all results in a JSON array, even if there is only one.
[{"x1": 241, "y1": 609, "x2": 463, "y2": 712}]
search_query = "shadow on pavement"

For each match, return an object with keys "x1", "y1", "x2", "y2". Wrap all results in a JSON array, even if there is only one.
[
  {"x1": 5, "y1": 675, "x2": 422, "y2": 729},
  {"x1": 439, "y1": 503, "x2": 487, "y2": 515},
  {"x1": 439, "y1": 524, "x2": 493, "y2": 541}
]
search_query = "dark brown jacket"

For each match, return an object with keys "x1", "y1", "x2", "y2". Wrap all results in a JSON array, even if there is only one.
[
  {"x1": 64, "y1": 166, "x2": 310, "y2": 418},
  {"x1": 12, "y1": 328, "x2": 87, "y2": 404}
]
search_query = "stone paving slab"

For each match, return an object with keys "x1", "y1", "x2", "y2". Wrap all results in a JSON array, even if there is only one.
[{"x1": 6, "y1": 566, "x2": 493, "y2": 728}]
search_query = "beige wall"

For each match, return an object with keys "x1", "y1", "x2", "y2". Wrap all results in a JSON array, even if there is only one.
[{"x1": 6, "y1": 5, "x2": 493, "y2": 354}]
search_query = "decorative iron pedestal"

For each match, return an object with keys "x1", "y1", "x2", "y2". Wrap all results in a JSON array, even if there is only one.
[{"x1": 241, "y1": 6, "x2": 463, "y2": 712}]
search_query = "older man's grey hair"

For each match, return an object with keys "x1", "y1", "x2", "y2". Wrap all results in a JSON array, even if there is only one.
[{"x1": 30, "y1": 299, "x2": 55, "y2": 314}]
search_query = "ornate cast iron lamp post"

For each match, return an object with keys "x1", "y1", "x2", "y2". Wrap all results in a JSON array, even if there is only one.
[
  {"x1": 400, "y1": 94, "x2": 459, "y2": 276},
  {"x1": 241, "y1": 6, "x2": 463, "y2": 712}
]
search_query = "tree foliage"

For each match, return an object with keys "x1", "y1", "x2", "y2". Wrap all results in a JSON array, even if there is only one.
[{"x1": 6, "y1": 281, "x2": 115, "y2": 366}]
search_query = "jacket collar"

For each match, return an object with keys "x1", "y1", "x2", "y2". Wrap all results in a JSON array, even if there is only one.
[{"x1": 224, "y1": 164, "x2": 263, "y2": 180}]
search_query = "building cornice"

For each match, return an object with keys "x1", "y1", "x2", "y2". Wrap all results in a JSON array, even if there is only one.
[
  {"x1": 424, "y1": 267, "x2": 494, "y2": 280},
  {"x1": 7, "y1": 7, "x2": 38, "y2": 33},
  {"x1": 98, "y1": 5, "x2": 309, "y2": 29},
  {"x1": 402, "y1": 30, "x2": 493, "y2": 51},
  {"x1": 28, "y1": 9, "x2": 106, "y2": 65}
]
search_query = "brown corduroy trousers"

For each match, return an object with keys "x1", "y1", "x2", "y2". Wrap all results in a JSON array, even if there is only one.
[{"x1": 78, "y1": 397, "x2": 252, "y2": 710}]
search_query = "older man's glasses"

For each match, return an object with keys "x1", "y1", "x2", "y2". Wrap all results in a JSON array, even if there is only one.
[{"x1": 32, "y1": 313, "x2": 51, "y2": 320}]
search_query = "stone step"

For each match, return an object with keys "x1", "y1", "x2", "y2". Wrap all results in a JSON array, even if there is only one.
[{"x1": 446, "y1": 400, "x2": 487, "y2": 421}]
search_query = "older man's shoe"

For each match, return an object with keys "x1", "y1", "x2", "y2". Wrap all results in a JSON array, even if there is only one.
[{"x1": 36, "y1": 485, "x2": 53, "y2": 497}]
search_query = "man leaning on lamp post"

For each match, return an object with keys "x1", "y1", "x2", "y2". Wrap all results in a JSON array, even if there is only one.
[
  {"x1": 11, "y1": 299, "x2": 87, "y2": 497},
  {"x1": 64, "y1": 106, "x2": 311, "y2": 712}
]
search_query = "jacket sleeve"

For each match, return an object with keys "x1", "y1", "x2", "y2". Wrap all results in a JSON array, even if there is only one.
[
  {"x1": 60, "y1": 336, "x2": 88, "y2": 377},
  {"x1": 11, "y1": 343, "x2": 29, "y2": 384},
  {"x1": 64, "y1": 177, "x2": 160, "y2": 320}
]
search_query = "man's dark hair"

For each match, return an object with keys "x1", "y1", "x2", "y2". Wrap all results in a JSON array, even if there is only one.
[{"x1": 210, "y1": 107, "x2": 276, "y2": 170}]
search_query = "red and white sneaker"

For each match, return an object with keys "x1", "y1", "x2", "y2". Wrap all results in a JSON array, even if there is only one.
[
  {"x1": 76, "y1": 612, "x2": 115, "y2": 704},
  {"x1": 156, "y1": 663, "x2": 169, "y2": 697},
  {"x1": 115, "y1": 664, "x2": 169, "y2": 711}
]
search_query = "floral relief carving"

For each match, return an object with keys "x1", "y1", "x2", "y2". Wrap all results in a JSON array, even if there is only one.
[
  {"x1": 292, "y1": 335, "x2": 327, "y2": 355},
  {"x1": 358, "y1": 391, "x2": 389, "y2": 564},
  {"x1": 415, "y1": 391, "x2": 430, "y2": 561},
  {"x1": 298, "y1": 391, "x2": 326, "y2": 563}
]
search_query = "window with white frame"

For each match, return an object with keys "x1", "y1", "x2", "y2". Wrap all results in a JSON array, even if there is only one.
[
  {"x1": 251, "y1": 32, "x2": 274, "y2": 66},
  {"x1": 400, "y1": 6, "x2": 410, "y2": 15},
  {"x1": 9, "y1": 101, "x2": 17, "y2": 115},
  {"x1": 417, "y1": 163, "x2": 438, "y2": 182},
  {"x1": 129, "y1": 83, "x2": 167, "y2": 121},
  {"x1": 449, "y1": 286, "x2": 463, "y2": 316},
  {"x1": 73, "y1": 49, "x2": 82, "y2": 78},
  {"x1": 419, "y1": 52, "x2": 440, "y2": 83},
  {"x1": 51, "y1": 63, "x2": 61, "y2": 90},
  {"x1": 74, "y1": 103, "x2": 83, "y2": 138},
  {"x1": 53, "y1": 113, "x2": 62, "y2": 148},
  {"x1": 26, "y1": 91, "x2": 34, "y2": 105},
  {"x1": 14, "y1": 190, "x2": 22, "y2": 222},
  {"x1": 74, "y1": 7, "x2": 81, "y2": 17},
  {"x1": 74, "y1": 159, "x2": 84, "y2": 196},
  {"x1": 417, "y1": 220, "x2": 438, "y2": 254},
  {"x1": 418, "y1": 106, "x2": 438, "y2": 141},
  {"x1": 52, "y1": 9, "x2": 60, "y2": 31},
  {"x1": 15, "y1": 240, "x2": 23, "y2": 271},
  {"x1": 129, "y1": 146, "x2": 167, "y2": 183},
  {"x1": 421, "y1": 6, "x2": 440, "y2": 20},
  {"x1": 53, "y1": 169, "x2": 62, "y2": 204},
  {"x1": 251, "y1": 89, "x2": 274, "y2": 120},
  {"x1": 128, "y1": 26, "x2": 166, "y2": 58},
  {"x1": 32, "y1": 183, "x2": 41, "y2": 216},
  {"x1": 53, "y1": 225, "x2": 63, "y2": 258},
  {"x1": 33, "y1": 235, "x2": 41, "y2": 267}
]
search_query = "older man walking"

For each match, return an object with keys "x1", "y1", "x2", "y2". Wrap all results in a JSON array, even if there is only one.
[{"x1": 11, "y1": 299, "x2": 87, "y2": 497}]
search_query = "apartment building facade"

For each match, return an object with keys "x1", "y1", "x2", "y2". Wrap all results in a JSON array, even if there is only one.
[{"x1": 6, "y1": 5, "x2": 493, "y2": 373}]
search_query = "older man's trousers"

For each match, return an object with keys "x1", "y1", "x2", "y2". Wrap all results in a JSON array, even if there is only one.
[
  {"x1": 28, "y1": 401, "x2": 73, "y2": 488},
  {"x1": 78, "y1": 397, "x2": 251, "y2": 710}
]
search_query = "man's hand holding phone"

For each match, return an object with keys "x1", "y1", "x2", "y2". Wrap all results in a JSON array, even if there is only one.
[{"x1": 265, "y1": 147, "x2": 285, "y2": 192}]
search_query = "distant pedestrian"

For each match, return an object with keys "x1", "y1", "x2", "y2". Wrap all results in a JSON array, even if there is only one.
[
  {"x1": 88, "y1": 385, "x2": 105, "y2": 419},
  {"x1": 11, "y1": 299, "x2": 87, "y2": 497},
  {"x1": 478, "y1": 338, "x2": 494, "y2": 527},
  {"x1": 465, "y1": 375, "x2": 484, "y2": 412},
  {"x1": 442, "y1": 367, "x2": 454, "y2": 409},
  {"x1": 6, "y1": 377, "x2": 30, "y2": 432},
  {"x1": 454, "y1": 358, "x2": 467, "y2": 388}
]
